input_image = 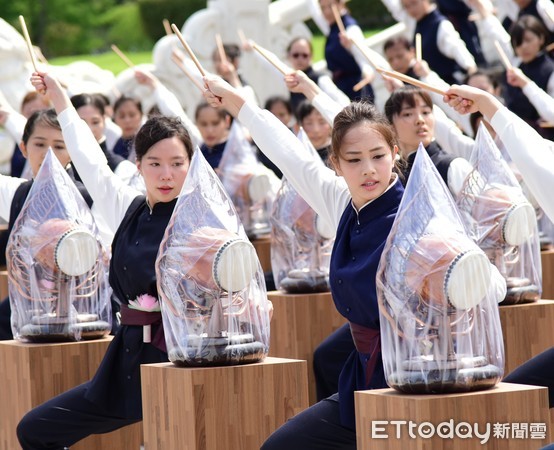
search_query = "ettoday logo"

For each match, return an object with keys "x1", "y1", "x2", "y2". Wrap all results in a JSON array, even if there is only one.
[{"x1": 372, "y1": 420, "x2": 491, "y2": 444}]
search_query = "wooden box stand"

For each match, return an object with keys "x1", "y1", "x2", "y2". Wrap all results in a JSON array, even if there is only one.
[
  {"x1": 251, "y1": 235, "x2": 271, "y2": 273},
  {"x1": 499, "y1": 300, "x2": 554, "y2": 374},
  {"x1": 542, "y1": 249, "x2": 554, "y2": 300},
  {"x1": 267, "y1": 290, "x2": 347, "y2": 404},
  {"x1": 355, "y1": 383, "x2": 550, "y2": 450},
  {"x1": 0, "y1": 270, "x2": 7, "y2": 299},
  {"x1": 0, "y1": 339, "x2": 143, "y2": 450},
  {"x1": 141, "y1": 357, "x2": 309, "y2": 450}
]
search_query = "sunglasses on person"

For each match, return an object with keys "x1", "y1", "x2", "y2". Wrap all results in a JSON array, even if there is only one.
[{"x1": 290, "y1": 52, "x2": 310, "y2": 59}]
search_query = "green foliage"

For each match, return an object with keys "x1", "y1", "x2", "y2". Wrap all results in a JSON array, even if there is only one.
[
  {"x1": 346, "y1": 0, "x2": 394, "y2": 28},
  {"x1": 49, "y1": 51, "x2": 153, "y2": 75},
  {"x1": 98, "y1": 3, "x2": 154, "y2": 52},
  {"x1": 138, "y1": 0, "x2": 205, "y2": 42}
]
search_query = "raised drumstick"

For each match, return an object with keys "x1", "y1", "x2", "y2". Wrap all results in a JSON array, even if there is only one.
[
  {"x1": 111, "y1": 44, "x2": 135, "y2": 68},
  {"x1": 377, "y1": 68, "x2": 447, "y2": 96},
  {"x1": 415, "y1": 33, "x2": 422, "y2": 62},
  {"x1": 251, "y1": 42, "x2": 291, "y2": 76},
  {"x1": 19, "y1": 15, "x2": 38, "y2": 72},
  {"x1": 162, "y1": 19, "x2": 172, "y2": 36},
  {"x1": 171, "y1": 50, "x2": 204, "y2": 93},
  {"x1": 215, "y1": 34, "x2": 228, "y2": 64},
  {"x1": 494, "y1": 40, "x2": 512, "y2": 70},
  {"x1": 331, "y1": 4, "x2": 347, "y2": 35},
  {"x1": 171, "y1": 23, "x2": 206, "y2": 77}
]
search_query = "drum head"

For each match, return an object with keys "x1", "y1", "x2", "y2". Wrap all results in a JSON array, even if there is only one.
[
  {"x1": 55, "y1": 229, "x2": 99, "y2": 276},
  {"x1": 502, "y1": 202, "x2": 535, "y2": 246},
  {"x1": 315, "y1": 214, "x2": 335, "y2": 240},
  {"x1": 213, "y1": 239, "x2": 258, "y2": 292},
  {"x1": 446, "y1": 250, "x2": 490, "y2": 309},
  {"x1": 247, "y1": 173, "x2": 270, "y2": 203}
]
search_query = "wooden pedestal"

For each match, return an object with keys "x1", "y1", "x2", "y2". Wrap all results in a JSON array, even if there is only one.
[
  {"x1": 267, "y1": 290, "x2": 346, "y2": 404},
  {"x1": 542, "y1": 249, "x2": 554, "y2": 300},
  {"x1": 499, "y1": 300, "x2": 554, "y2": 374},
  {"x1": 355, "y1": 383, "x2": 550, "y2": 449},
  {"x1": 0, "y1": 339, "x2": 143, "y2": 450},
  {"x1": 141, "y1": 357, "x2": 308, "y2": 450},
  {"x1": 252, "y1": 235, "x2": 271, "y2": 273},
  {"x1": 0, "y1": 270, "x2": 7, "y2": 299}
]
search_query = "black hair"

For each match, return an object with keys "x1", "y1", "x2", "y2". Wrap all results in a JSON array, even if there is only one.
[
  {"x1": 264, "y1": 96, "x2": 292, "y2": 114},
  {"x1": 22, "y1": 109, "x2": 60, "y2": 145},
  {"x1": 113, "y1": 95, "x2": 142, "y2": 115},
  {"x1": 295, "y1": 99, "x2": 317, "y2": 123},
  {"x1": 384, "y1": 86, "x2": 433, "y2": 124},
  {"x1": 510, "y1": 14, "x2": 548, "y2": 50},
  {"x1": 70, "y1": 93, "x2": 105, "y2": 116},
  {"x1": 133, "y1": 116, "x2": 193, "y2": 162},
  {"x1": 383, "y1": 36, "x2": 413, "y2": 53}
]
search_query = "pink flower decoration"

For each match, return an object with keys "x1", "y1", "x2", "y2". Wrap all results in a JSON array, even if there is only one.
[{"x1": 129, "y1": 294, "x2": 160, "y2": 312}]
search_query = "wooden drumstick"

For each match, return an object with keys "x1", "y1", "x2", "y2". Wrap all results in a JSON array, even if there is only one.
[
  {"x1": 415, "y1": 33, "x2": 422, "y2": 62},
  {"x1": 171, "y1": 50, "x2": 204, "y2": 93},
  {"x1": 251, "y1": 42, "x2": 291, "y2": 76},
  {"x1": 377, "y1": 68, "x2": 447, "y2": 96},
  {"x1": 162, "y1": 19, "x2": 172, "y2": 36},
  {"x1": 215, "y1": 33, "x2": 228, "y2": 64},
  {"x1": 353, "y1": 78, "x2": 371, "y2": 92},
  {"x1": 494, "y1": 40, "x2": 512, "y2": 70},
  {"x1": 111, "y1": 44, "x2": 135, "y2": 68},
  {"x1": 19, "y1": 15, "x2": 38, "y2": 72},
  {"x1": 237, "y1": 29, "x2": 248, "y2": 47},
  {"x1": 171, "y1": 23, "x2": 206, "y2": 77},
  {"x1": 331, "y1": 4, "x2": 347, "y2": 34}
]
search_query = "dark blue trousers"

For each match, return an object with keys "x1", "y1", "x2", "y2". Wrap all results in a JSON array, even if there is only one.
[
  {"x1": 504, "y1": 346, "x2": 554, "y2": 408},
  {"x1": 0, "y1": 297, "x2": 12, "y2": 340},
  {"x1": 261, "y1": 393, "x2": 356, "y2": 449},
  {"x1": 17, "y1": 383, "x2": 139, "y2": 450},
  {"x1": 313, "y1": 323, "x2": 355, "y2": 401}
]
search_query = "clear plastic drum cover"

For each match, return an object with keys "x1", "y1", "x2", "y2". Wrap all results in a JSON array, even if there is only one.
[
  {"x1": 156, "y1": 148, "x2": 270, "y2": 366},
  {"x1": 270, "y1": 128, "x2": 334, "y2": 293},
  {"x1": 218, "y1": 121, "x2": 278, "y2": 238},
  {"x1": 377, "y1": 144, "x2": 504, "y2": 394},
  {"x1": 6, "y1": 149, "x2": 112, "y2": 342},
  {"x1": 456, "y1": 124, "x2": 541, "y2": 305}
]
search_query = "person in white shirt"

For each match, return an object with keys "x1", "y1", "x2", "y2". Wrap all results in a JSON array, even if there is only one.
[{"x1": 381, "y1": 0, "x2": 478, "y2": 83}]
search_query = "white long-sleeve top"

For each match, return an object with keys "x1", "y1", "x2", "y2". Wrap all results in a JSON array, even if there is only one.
[
  {"x1": 58, "y1": 107, "x2": 142, "y2": 233},
  {"x1": 420, "y1": 70, "x2": 474, "y2": 136},
  {"x1": 521, "y1": 80, "x2": 554, "y2": 123},
  {"x1": 3, "y1": 111, "x2": 26, "y2": 144},
  {"x1": 433, "y1": 105, "x2": 475, "y2": 160},
  {"x1": 308, "y1": 0, "x2": 380, "y2": 80},
  {"x1": 0, "y1": 174, "x2": 26, "y2": 222},
  {"x1": 238, "y1": 100, "x2": 350, "y2": 231},
  {"x1": 152, "y1": 82, "x2": 202, "y2": 148},
  {"x1": 380, "y1": 0, "x2": 477, "y2": 71},
  {"x1": 491, "y1": 105, "x2": 554, "y2": 222},
  {"x1": 536, "y1": 0, "x2": 554, "y2": 32}
]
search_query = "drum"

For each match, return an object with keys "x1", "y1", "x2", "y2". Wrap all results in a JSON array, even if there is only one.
[
  {"x1": 405, "y1": 234, "x2": 491, "y2": 310},
  {"x1": 31, "y1": 219, "x2": 99, "y2": 276},
  {"x1": 502, "y1": 277, "x2": 540, "y2": 305},
  {"x1": 166, "y1": 226, "x2": 258, "y2": 293},
  {"x1": 472, "y1": 188, "x2": 535, "y2": 248}
]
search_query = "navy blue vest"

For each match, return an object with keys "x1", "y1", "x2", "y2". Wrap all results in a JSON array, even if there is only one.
[
  {"x1": 325, "y1": 14, "x2": 373, "y2": 101},
  {"x1": 438, "y1": 0, "x2": 485, "y2": 65},
  {"x1": 404, "y1": 141, "x2": 455, "y2": 186},
  {"x1": 200, "y1": 140, "x2": 227, "y2": 169},
  {"x1": 85, "y1": 196, "x2": 173, "y2": 418},
  {"x1": 331, "y1": 180, "x2": 404, "y2": 429},
  {"x1": 415, "y1": 9, "x2": 462, "y2": 85},
  {"x1": 506, "y1": 52, "x2": 554, "y2": 139},
  {"x1": 290, "y1": 66, "x2": 322, "y2": 113}
]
